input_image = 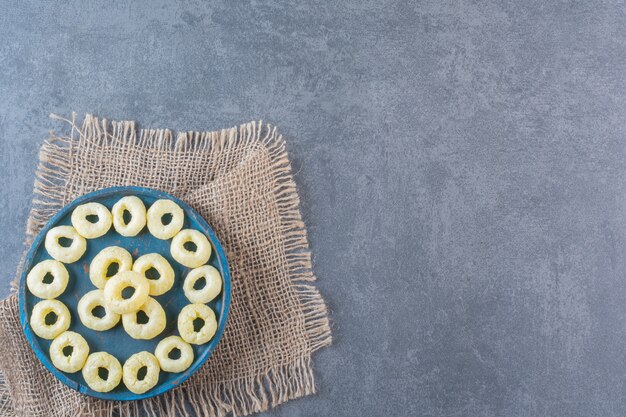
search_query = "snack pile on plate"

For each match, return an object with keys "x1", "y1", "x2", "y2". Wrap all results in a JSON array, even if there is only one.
[{"x1": 25, "y1": 196, "x2": 223, "y2": 394}]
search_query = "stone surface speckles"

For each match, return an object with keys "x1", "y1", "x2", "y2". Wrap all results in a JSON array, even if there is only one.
[{"x1": 0, "y1": 1, "x2": 625, "y2": 416}]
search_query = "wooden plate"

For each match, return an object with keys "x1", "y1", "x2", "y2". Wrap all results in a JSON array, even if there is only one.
[{"x1": 18, "y1": 186, "x2": 231, "y2": 400}]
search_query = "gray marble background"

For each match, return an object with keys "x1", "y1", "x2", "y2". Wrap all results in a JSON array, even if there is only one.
[{"x1": 1, "y1": 1, "x2": 625, "y2": 416}]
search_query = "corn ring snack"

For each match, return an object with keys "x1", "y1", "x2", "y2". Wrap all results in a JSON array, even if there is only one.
[
  {"x1": 49, "y1": 331, "x2": 89, "y2": 373},
  {"x1": 89, "y1": 246, "x2": 133, "y2": 289},
  {"x1": 26, "y1": 259, "x2": 69, "y2": 299},
  {"x1": 122, "y1": 351, "x2": 160, "y2": 394},
  {"x1": 103, "y1": 271, "x2": 150, "y2": 315},
  {"x1": 155, "y1": 335, "x2": 194, "y2": 373},
  {"x1": 121, "y1": 297, "x2": 166, "y2": 340},
  {"x1": 30, "y1": 299, "x2": 71, "y2": 340},
  {"x1": 44, "y1": 226, "x2": 86, "y2": 263},
  {"x1": 183, "y1": 265, "x2": 222, "y2": 304},
  {"x1": 82, "y1": 352, "x2": 122, "y2": 393},
  {"x1": 147, "y1": 199, "x2": 184, "y2": 240},
  {"x1": 77, "y1": 289, "x2": 120, "y2": 331},
  {"x1": 177, "y1": 303, "x2": 217, "y2": 345},
  {"x1": 112, "y1": 196, "x2": 147, "y2": 237},
  {"x1": 170, "y1": 229, "x2": 211, "y2": 268},
  {"x1": 132, "y1": 253, "x2": 175, "y2": 296},
  {"x1": 71, "y1": 202, "x2": 112, "y2": 239}
]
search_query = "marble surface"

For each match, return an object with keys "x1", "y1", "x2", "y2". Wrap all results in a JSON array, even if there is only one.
[{"x1": 0, "y1": 1, "x2": 625, "y2": 416}]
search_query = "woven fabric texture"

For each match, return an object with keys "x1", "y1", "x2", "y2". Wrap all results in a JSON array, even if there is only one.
[{"x1": 0, "y1": 114, "x2": 331, "y2": 417}]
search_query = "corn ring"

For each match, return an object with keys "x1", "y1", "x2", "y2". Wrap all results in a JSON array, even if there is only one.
[
  {"x1": 177, "y1": 303, "x2": 217, "y2": 345},
  {"x1": 44, "y1": 226, "x2": 86, "y2": 263},
  {"x1": 121, "y1": 297, "x2": 166, "y2": 340},
  {"x1": 71, "y1": 202, "x2": 112, "y2": 239},
  {"x1": 132, "y1": 253, "x2": 175, "y2": 296},
  {"x1": 122, "y1": 351, "x2": 160, "y2": 394},
  {"x1": 82, "y1": 352, "x2": 122, "y2": 392},
  {"x1": 49, "y1": 331, "x2": 89, "y2": 373},
  {"x1": 147, "y1": 199, "x2": 184, "y2": 240},
  {"x1": 170, "y1": 229, "x2": 211, "y2": 268},
  {"x1": 30, "y1": 299, "x2": 71, "y2": 340},
  {"x1": 89, "y1": 246, "x2": 133, "y2": 289},
  {"x1": 78, "y1": 289, "x2": 120, "y2": 331},
  {"x1": 26, "y1": 259, "x2": 69, "y2": 299},
  {"x1": 112, "y1": 196, "x2": 147, "y2": 237},
  {"x1": 155, "y1": 335, "x2": 194, "y2": 373},
  {"x1": 183, "y1": 265, "x2": 222, "y2": 304},
  {"x1": 103, "y1": 271, "x2": 150, "y2": 315}
]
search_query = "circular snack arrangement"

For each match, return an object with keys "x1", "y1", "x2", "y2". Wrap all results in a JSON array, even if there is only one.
[{"x1": 19, "y1": 187, "x2": 231, "y2": 400}]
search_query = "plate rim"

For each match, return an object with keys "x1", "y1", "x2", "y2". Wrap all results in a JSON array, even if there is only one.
[{"x1": 17, "y1": 186, "x2": 231, "y2": 401}]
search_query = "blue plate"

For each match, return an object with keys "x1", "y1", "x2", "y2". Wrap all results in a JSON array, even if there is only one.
[{"x1": 17, "y1": 186, "x2": 231, "y2": 401}]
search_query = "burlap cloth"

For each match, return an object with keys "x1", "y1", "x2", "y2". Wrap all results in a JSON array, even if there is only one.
[{"x1": 0, "y1": 114, "x2": 332, "y2": 417}]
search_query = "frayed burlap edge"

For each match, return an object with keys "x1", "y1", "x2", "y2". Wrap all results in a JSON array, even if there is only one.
[{"x1": 0, "y1": 113, "x2": 332, "y2": 417}]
